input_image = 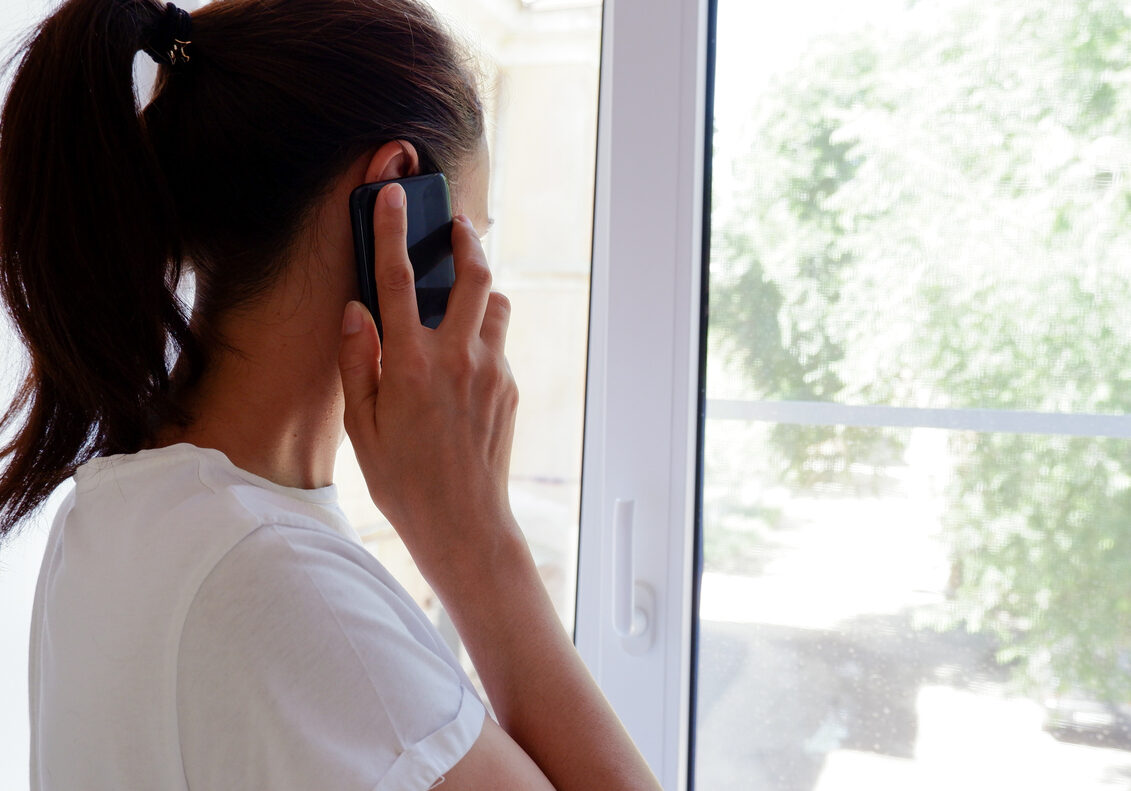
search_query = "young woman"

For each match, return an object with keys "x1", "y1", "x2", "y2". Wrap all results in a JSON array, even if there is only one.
[{"x1": 0, "y1": 0, "x2": 662, "y2": 788}]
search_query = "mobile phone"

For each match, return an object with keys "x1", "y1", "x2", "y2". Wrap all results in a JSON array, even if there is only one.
[{"x1": 349, "y1": 173, "x2": 454, "y2": 337}]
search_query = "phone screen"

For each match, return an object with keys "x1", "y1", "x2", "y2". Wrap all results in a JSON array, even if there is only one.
[{"x1": 349, "y1": 173, "x2": 454, "y2": 337}]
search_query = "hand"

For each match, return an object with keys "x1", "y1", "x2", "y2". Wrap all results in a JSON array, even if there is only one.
[{"x1": 338, "y1": 182, "x2": 520, "y2": 584}]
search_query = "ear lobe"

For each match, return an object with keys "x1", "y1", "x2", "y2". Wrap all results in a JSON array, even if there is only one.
[{"x1": 362, "y1": 139, "x2": 421, "y2": 184}]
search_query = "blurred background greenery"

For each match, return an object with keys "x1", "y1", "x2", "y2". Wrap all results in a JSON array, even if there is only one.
[{"x1": 709, "y1": 0, "x2": 1131, "y2": 703}]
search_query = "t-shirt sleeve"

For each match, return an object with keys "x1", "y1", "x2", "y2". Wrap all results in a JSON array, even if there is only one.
[{"x1": 176, "y1": 523, "x2": 485, "y2": 791}]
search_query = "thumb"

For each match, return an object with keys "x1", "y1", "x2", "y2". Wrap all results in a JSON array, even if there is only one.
[{"x1": 338, "y1": 301, "x2": 381, "y2": 433}]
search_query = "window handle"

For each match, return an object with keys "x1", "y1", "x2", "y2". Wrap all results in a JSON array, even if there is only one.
[{"x1": 613, "y1": 498, "x2": 654, "y2": 653}]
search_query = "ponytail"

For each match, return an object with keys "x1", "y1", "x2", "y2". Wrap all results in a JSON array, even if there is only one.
[{"x1": 0, "y1": 0, "x2": 198, "y2": 537}]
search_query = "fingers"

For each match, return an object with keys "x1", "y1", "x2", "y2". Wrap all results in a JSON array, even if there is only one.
[
  {"x1": 446, "y1": 215, "x2": 511, "y2": 353},
  {"x1": 479, "y1": 291, "x2": 511, "y2": 352},
  {"x1": 442, "y1": 214, "x2": 492, "y2": 337},
  {"x1": 372, "y1": 183, "x2": 420, "y2": 340},
  {"x1": 338, "y1": 300, "x2": 381, "y2": 435}
]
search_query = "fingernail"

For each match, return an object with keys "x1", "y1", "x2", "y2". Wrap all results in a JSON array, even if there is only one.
[
  {"x1": 342, "y1": 301, "x2": 365, "y2": 335},
  {"x1": 383, "y1": 183, "x2": 405, "y2": 209},
  {"x1": 454, "y1": 214, "x2": 470, "y2": 226}
]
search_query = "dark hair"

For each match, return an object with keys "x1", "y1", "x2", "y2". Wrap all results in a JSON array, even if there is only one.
[{"x1": 0, "y1": 0, "x2": 484, "y2": 539}]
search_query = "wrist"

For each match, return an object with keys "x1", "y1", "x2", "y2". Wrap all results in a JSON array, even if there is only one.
[
  {"x1": 429, "y1": 521, "x2": 544, "y2": 617},
  {"x1": 414, "y1": 510, "x2": 531, "y2": 600}
]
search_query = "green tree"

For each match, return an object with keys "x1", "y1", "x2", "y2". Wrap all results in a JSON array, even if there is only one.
[{"x1": 711, "y1": 0, "x2": 1131, "y2": 697}]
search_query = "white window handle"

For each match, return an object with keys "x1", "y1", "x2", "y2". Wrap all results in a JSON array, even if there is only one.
[{"x1": 613, "y1": 498, "x2": 654, "y2": 652}]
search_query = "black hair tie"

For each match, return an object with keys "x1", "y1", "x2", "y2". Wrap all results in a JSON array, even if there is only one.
[{"x1": 143, "y1": 3, "x2": 193, "y2": 68}]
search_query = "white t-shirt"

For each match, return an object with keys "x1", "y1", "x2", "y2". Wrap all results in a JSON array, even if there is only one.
[{"x1": 28, "y1": 443, "x2": 485, "y2": 790}]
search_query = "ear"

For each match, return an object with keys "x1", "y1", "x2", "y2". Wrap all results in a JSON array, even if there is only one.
[{"x1": 362, "y1": 140, "x2": 421, "y2": 184}]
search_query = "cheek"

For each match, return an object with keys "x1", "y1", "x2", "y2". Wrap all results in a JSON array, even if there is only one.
[
  {"x1": 450, "y1": 150, "x2": 491, "y2": 235},
  {"x1": 451, "y1": 193, "x2": 488, "y2": 234}
]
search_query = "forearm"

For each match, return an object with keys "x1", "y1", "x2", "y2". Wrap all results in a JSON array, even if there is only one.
[{"x1": 433, "y1": 527, "x2": 662, "y2": 791}]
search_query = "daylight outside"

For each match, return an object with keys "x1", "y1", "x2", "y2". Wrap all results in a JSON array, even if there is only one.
[{"x1": 698, "y1": 0, "x2": 1131, "y2": 788}]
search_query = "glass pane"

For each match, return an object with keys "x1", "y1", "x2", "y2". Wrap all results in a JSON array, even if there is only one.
[
  {"x1": 335, "y1": 0, "x2": 601, "y2": 679},
  {"x1": 698, "y1": 421, "x2": 1131, "y2": 790},
  {"x1": 699, "y1": 0, "x2": 1131, "y2": 788},
  {"x1": 708, "y1": 0, "x2": 1131, "y2": 415}
]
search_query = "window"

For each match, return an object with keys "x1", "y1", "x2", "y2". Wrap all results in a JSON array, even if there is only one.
[
  {"x1": 697, "y1": 0, "x2": 1131, "y2": 786},
  {"x1": 579, "y1": 0, "x2": 1131, "y2": 789}
]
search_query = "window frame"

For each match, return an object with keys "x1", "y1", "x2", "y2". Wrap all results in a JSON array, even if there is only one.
[{"x1": 575, "y1": 0, "x2": 710, "y2": 788}]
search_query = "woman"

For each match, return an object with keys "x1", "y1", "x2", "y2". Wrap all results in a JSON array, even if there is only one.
[{"x1": 0, "y1": 0, "x2": 662, "y2": 788}]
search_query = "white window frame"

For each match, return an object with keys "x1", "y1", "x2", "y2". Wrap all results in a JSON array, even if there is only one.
[{"x1": 575, "y1": 0, "x2": 709, "y2": 788}]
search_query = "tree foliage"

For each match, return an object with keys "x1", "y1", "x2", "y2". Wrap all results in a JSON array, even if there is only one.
[{"x1": 711, "y1": 0, "x2": 1131, "y2": 697}]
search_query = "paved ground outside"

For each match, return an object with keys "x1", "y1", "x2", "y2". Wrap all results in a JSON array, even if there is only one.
[{"x1": 695, "y1": 467, "x2": 1131, "y2": 791}]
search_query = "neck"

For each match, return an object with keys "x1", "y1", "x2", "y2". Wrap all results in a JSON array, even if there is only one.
[
  {"x1": 156, "y1": 286, "x2": 347, "y2": 490},
  {"x1": 153, "y1": 168, "x2": 362, "y2": 489}
]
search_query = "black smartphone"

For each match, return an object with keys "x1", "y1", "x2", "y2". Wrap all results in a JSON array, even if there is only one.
[{"x1": 349, "y1": 173, "x2": 454, "y2": 337}]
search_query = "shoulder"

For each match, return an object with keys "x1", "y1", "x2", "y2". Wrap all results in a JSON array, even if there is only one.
[
  {"x1": 65, "y1": 443, "x2": 351, "y2": 585},
  {"x1": 177, "y1": 522, "x2": 485, "y2": 790},
  {"x1": 184, "y1": 520, "x2": 450, "y2": 665}
]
